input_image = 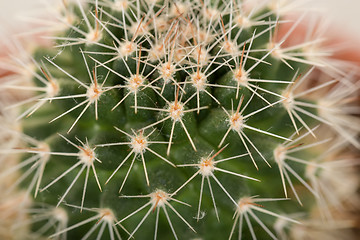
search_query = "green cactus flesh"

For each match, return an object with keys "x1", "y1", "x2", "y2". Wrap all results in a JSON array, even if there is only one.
[{"x1": 7, "y1": 0, "x2": 357, "y2": 239}]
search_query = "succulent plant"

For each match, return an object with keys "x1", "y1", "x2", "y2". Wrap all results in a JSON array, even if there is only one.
[{"x1": 0, "y1": 0, "x2": 359, "y2": 239}]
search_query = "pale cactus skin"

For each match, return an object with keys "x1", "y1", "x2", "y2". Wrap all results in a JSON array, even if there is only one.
[{"x1": 0, "y1": 0, "x2": 359, "y2": 240}]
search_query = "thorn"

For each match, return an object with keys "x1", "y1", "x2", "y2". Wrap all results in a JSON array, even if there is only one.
[
  {"x1": 220, "y1": 15, "x2": 228, "y2": 42},
  {"x1": 239, "y1": 44, "x2": 246, "y2": 71},
  {"x1": 209, "y1": 143, "x2": 229, "y2": 161},
  {"x1": 131, "y1": 15, "x2": 145, "y2": 42}
]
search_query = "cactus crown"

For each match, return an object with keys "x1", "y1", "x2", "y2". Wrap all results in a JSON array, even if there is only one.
[{"x1": 1, "y1": 0, "x2": 359, "y2": 239}]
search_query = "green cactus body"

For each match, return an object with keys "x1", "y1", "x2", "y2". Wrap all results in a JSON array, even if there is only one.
[{"x1": 1, "y1": 0, "x2": 359, "y2": 240}]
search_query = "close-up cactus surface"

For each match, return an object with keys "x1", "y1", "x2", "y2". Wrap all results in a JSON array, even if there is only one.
[{"x1": 0, "y1": 0, "x2": 359, "y2": 239}]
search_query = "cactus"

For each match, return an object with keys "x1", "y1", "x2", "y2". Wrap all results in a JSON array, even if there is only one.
[{"x1": 0, "y1": 0, "x2": 359, "y2": 239}]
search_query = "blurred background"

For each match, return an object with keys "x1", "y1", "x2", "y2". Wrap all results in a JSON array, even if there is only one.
[{"x1": 0, "y1": 0, "x2": 360, "y2": 38}]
